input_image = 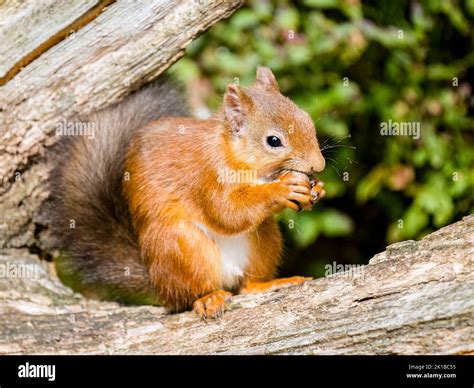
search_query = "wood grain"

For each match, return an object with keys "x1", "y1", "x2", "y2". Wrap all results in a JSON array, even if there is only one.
[
  {"x1": 0, "y1": 0, "x2": 113, "y2": 82},
  {"x1": 0, "y1": 216, "x2": 472, "y2": 354}
]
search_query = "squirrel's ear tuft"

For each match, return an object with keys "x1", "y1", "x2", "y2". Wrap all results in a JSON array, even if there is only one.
[
  {"x1": 224, "y1": 84, "x2": 252, "y2": 136},
  {"x1": 255, "y1": 66, "x2": 279, "y2": 90}
]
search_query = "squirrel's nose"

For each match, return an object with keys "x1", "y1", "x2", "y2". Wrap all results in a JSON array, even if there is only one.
[{"x1": 310, "y1": 154, "x2": 325, "y2": 173}]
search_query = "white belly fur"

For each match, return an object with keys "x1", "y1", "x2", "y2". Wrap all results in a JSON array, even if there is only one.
[{"x1": 196, "y1": 224, "x2": 250, "y2": 289}]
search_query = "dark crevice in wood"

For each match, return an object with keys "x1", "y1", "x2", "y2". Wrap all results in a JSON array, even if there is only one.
[{"x1": 29, "y1": 223, "x2": 53, "y2": 262}]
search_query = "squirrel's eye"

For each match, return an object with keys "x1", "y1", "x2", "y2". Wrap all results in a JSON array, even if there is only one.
[{"x1": 267, "y1": 136, "x2": 282, "y2": 148}]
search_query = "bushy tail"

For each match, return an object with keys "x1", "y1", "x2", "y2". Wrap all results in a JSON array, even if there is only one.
[{"x1": 44, "y1": 78, "x2": 187, "y2": 304}]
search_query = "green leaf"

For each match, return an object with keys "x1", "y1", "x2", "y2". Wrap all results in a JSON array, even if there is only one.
[
  {"x1": 402, "y1": 205, "x2": 429, "y2": 237},
  {"x1": 275, "y1": 8, "x2": 299, "y2": 29},
  {"x1": 231, "y1": 9, "x2": 260, "y2": 29},
  {"x1": 289, "y1": 212, "x2": 322, "y2": 248},
  {"x1": 321, "y1": 209, "x2": 354, "y2": 237},
  {"x1": 356, "y1": 167, "x2": 385, "y2": 203},
  {"x1": 303, "y1": 0, "x2": 338, "y2": 8}
]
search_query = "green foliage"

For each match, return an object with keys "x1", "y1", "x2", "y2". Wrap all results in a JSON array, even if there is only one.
[
  {"x1": 170, "y1": 0, "x2": 473, "y2": 270},
  {"x1": 280, "y1": 208, "x2": 355, "y2": 247}
]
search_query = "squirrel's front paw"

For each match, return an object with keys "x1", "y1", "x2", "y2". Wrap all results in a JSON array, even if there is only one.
[
  {"x1": 272, "y1": 171, "x2": 313, "y2": 212},
  {"x1": 193, "y1": 290, "x2": 233, "y2": 321}
]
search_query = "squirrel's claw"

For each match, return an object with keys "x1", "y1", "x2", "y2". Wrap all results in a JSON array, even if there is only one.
[
  {"x1": 310, "y1": 179, "x2": 325, "y2": 204},
  {"x1": 193, "y1": 290, "x2": 233, "y2": 321}
]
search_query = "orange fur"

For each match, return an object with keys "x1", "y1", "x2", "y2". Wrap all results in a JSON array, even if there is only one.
[
  {"x1": 123, "y1": 67, "x2": 325, "y2": 319},
  {"x1": 241, "y1": 276, "x2": 312, "y2": 294}
]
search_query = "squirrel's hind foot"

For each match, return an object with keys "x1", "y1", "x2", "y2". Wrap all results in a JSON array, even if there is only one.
[{"x1": 192, "y1": 290, "x2": 233, "y2": 321}]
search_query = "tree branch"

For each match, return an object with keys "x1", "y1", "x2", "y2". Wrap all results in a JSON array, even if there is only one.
[{"x1": 0, "y1": 216, "x2": 472, "y2": 355}]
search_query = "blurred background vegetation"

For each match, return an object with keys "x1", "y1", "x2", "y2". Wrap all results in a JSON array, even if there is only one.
[{"x1": 168, "y1": 0, "x2": 473, "y2": 278}]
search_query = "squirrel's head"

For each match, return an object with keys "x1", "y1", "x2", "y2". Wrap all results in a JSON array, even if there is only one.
[{"x1": 222, "y1": 66, "x2": 325, "y2": 180}]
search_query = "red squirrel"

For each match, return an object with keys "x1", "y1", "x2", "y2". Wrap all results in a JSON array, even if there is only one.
[{"x1": 47, "y1": 67, "x2": 325, "y2": 319}]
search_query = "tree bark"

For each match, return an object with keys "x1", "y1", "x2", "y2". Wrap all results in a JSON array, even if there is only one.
[
  {"x1": 0, "y1": 0, "x2": 243, "y2": 249},
  {"x1": 0, "y1": 216, "x2": 472, "y2": 355}
]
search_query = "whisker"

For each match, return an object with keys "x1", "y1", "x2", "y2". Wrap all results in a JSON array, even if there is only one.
[
  {"x1": 324, "y1": 157, "x2": 341, "y2": 177},
  {"x1": 320, "y1": 137, "x2": 332, "y2": 147},
  {"x1": 315, "y1": 109, "x2": 338, "y2": 123},
  {"x1": 320, "y1": 144, "x2": 356, "y2": 151},
  {"x1": 343, "y1": 156, "x2": 359, "y2": 165},
  {"x1": 319, "y1": 134, "x2": 352, "y2": 149},
  {"x1": 328, "y1": 163, "x2": 341, "y2": 177},
  {"x1": 321, "y1": 151, "x2": 359, "y2": 170},
  {"x1": 325, "y1": 156, "x2": 342, "y2": 167}
]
